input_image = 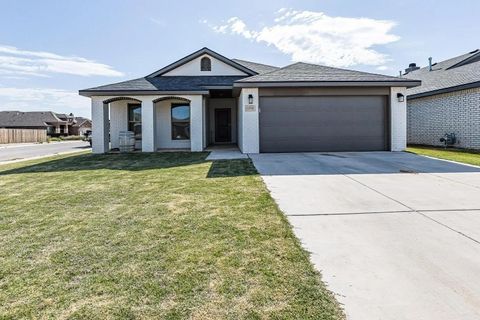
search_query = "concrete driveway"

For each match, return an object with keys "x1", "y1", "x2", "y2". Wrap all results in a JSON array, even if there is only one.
[{"x1": 250, "y1": 152, "x2": 480, "y2": 320}]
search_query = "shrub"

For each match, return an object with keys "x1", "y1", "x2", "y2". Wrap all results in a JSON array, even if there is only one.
[
  {"x1": 61, "y1": 135, "x2": 84, "y2": 141},
  {"x1": 47, "y1": 137, "x2": 62, "y2": 143}
]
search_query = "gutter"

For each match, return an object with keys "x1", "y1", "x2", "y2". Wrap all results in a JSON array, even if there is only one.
[{"x1": 79, "y1": 90, "x2": 210, "y2": 97}]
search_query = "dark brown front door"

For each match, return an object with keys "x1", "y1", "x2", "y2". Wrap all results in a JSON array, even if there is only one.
[{"x1": 215, "y1": 108, "x2": 231, "y2": 143}]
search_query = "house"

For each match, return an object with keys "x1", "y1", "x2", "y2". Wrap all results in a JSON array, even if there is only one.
[
  {"x1": 0, "y1": 111, "x2": 70, "y2": 136},
  {"x1": 0, "y1": 111, "x2": 92, "y2": 137},
  {"x1": 405, "y1": 49, "x2": 480, "y2": 149},
  {"x1": 70, "y1": 117, "x2": 92, "y2": 136},
  {"x1": 79, "y1": 47, "x2": 420, "y2": 154}
]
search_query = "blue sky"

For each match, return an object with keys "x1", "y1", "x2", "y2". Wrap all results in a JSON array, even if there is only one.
[{"x1": 0, "y1": 0, "x2": 478, "y2": 118}]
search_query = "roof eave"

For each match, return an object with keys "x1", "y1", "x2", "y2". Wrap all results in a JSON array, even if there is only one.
[
  {"x1": 79, "y1": 90, "x2": 210, "y2": 97},
  {"x1": 407, "y1": 81, "x2": 480, "y2": 99},
  {"x1": 233, "y1": 80, "x2": 421, "y2": 88}
]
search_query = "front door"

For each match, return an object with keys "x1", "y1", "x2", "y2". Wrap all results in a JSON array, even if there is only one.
[{"x1": 215, "y1": 108, "x2": 231, "y2": 143}]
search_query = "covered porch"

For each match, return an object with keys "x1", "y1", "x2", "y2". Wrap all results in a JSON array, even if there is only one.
[{"x1": 90, "y1": 90, "x2": 243, "y2": 154}]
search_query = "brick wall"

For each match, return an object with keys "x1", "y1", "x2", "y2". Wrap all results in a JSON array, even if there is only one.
[{"x1": 407, "y1": 87, "x2": 480, "y2": 149}]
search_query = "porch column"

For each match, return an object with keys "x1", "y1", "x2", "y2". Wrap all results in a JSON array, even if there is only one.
[
  {"x1": 91, "y1": 97, "x2": 109, "y2": 154},
  {"x1": 239, "y1": 88, "x2": 259, "y2": 153},
  {"x1": 141, "y1": 98, "x2": 156, "y2": 152},
  {"x1": 190, "y1": 95, "x2": 203, "y2": 152},
  {"x1": 390, "y1": 87, "x2": 407, "y2": 151}
]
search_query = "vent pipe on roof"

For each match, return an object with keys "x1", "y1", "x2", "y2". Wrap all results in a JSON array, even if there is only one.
[
  {"x1": 404, "y1": 63, "x2": 420, "y2": 74},
  {"x1": 428, "y1": 57, "x2": 433, "y2": 71}
]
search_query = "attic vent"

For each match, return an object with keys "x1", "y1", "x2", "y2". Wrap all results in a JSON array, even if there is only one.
[{"x1": 200, "y1": 57, "x2": 211, "y2": 71}]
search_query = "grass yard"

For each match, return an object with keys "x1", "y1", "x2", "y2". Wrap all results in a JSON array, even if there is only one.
[
  {"x1": 407, "y1": 145, "x2": 480, "y2": 166},
  {"x1": 0, "y1": 152, "x2": 343, "y2": 319}
]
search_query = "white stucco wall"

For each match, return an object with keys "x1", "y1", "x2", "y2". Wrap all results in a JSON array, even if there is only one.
[
  {"x1": 390, "y1": 87, "x2": 407, "y2": 151},
  {"x1": 162, "y1": 54, "x2": 247, "y2": 76},
  {"x1": 238, "y1": 88, "x2": 259, "y2": 153},
  {"x1": 155, "y1": 99, "x2": 191, "y2": 149}
]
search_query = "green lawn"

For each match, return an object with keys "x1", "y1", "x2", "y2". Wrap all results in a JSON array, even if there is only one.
[
  {"x1": 407, "y1": 146, "x2": 480, "y2": 166},
  {"x1": 0, "y1": 152, "x2": 343, "y2": 319}
]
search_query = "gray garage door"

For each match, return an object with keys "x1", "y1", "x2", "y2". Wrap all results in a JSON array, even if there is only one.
[{"x1": 259, "y1": 96, "x2": 388, "y2": 152}]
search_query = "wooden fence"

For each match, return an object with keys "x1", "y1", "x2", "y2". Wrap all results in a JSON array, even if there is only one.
[{"x1": 0, "y1": 128, "x2": 47, "y2": 144}]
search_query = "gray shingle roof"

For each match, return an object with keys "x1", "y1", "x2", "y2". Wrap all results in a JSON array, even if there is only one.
[
  {"x1": 80, "y1": 76, "x2": 246, "y2": 93},
  {"x1": 80, "y1": 49, "x2": 420, "y2": 96},
  {"x1": 231, "y1": 59, "x2": 279, "y2": 74},
  {"x1": 73, "y1": 117, "x2": 92, "y2": 127},
  {"x1": 236, "y1": 62, "x2": 418, "y2": 84},
  {"x1": 405, "y1": 50, "x2": 480, "y2": 97},
  {"x1": 0, "y1": 111, "x2": 64, "y2": 128}
]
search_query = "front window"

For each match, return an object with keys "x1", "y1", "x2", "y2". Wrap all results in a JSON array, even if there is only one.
[
  {"x1": 128, "y1": 104, "x2": 142, "y2": 138},
  {"x1": 171, "y1": 104, "x2": 190, "y2": 140}
]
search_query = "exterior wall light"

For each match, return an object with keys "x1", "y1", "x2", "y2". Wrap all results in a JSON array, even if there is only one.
[
  {"x1": 397, "y1": 93, "x2": 405, "y2": 102},
  {"x1": 248, "y1": 94, "x2": 254, "y2": 104}
]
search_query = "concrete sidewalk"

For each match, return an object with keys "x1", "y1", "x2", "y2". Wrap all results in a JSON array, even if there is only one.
[{"x1": 251, "y1": 152, "x2": 480, "y2": 320}]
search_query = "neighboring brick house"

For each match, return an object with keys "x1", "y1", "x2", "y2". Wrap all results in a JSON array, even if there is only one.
[{"x1": 405, "y1": 49, "x2": 480, "y2": 149}]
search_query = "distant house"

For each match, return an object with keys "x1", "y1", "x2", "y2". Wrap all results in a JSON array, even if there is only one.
[
  {"x1": 405, "y1": 49, "x2": 480, "y2": 149},
  {"x1": 0, "y1": 111, "x2": 91, "y2": 137},
  {"x1": 70, "y1": 117, "x2": 92, "y2": 136}
]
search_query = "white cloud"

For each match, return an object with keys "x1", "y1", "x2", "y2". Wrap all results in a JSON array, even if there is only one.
[
  {"x1": 376, "y1": 65, "x2": 389, "y2": 71},
  {"x1": 210, "y1": 10, "x2": 400, "y2": 67},
  {"x1": 0, "y1": 87, "x2": 90, "y2": 117},
  {"x1": 0, "y1": 45, "x2": 124, "y2": 77},
  {"x1": 150, "y1": 17, "x2": 166, "y2": 26}
]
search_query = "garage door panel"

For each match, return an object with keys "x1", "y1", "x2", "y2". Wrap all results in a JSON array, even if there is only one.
[{"x1": 259, "y1": 96, "x2": 388, "y2": 152}]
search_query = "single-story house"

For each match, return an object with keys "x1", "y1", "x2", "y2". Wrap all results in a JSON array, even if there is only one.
[
  {"x1": 79, "y1": 47, "x2": 420, "y2": 154},
  {"x1": 405, "y1": 49, "x2": 480, "y2": 149},
  {"x1": 0, "y1": 111, "x2": 70, "y2": 136},
  {"x1": 0, "y1": 111, "x2": 92, "y2": 138}
]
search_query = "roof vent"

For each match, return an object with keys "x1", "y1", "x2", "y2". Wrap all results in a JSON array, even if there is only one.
[
  {"x1": 469, "y1": 49, "x2": 479, "y2": 54},
  {"x1": 404, "y1": 62, "x2": 420, "y2": 74},
  {"x1": 428, "y1": 57, "x2": 433, "y2": 71}
]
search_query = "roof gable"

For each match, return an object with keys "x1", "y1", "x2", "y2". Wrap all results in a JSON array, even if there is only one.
[{"x1": 147, "y1": 47, "x2": 257, "y2": 77}]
